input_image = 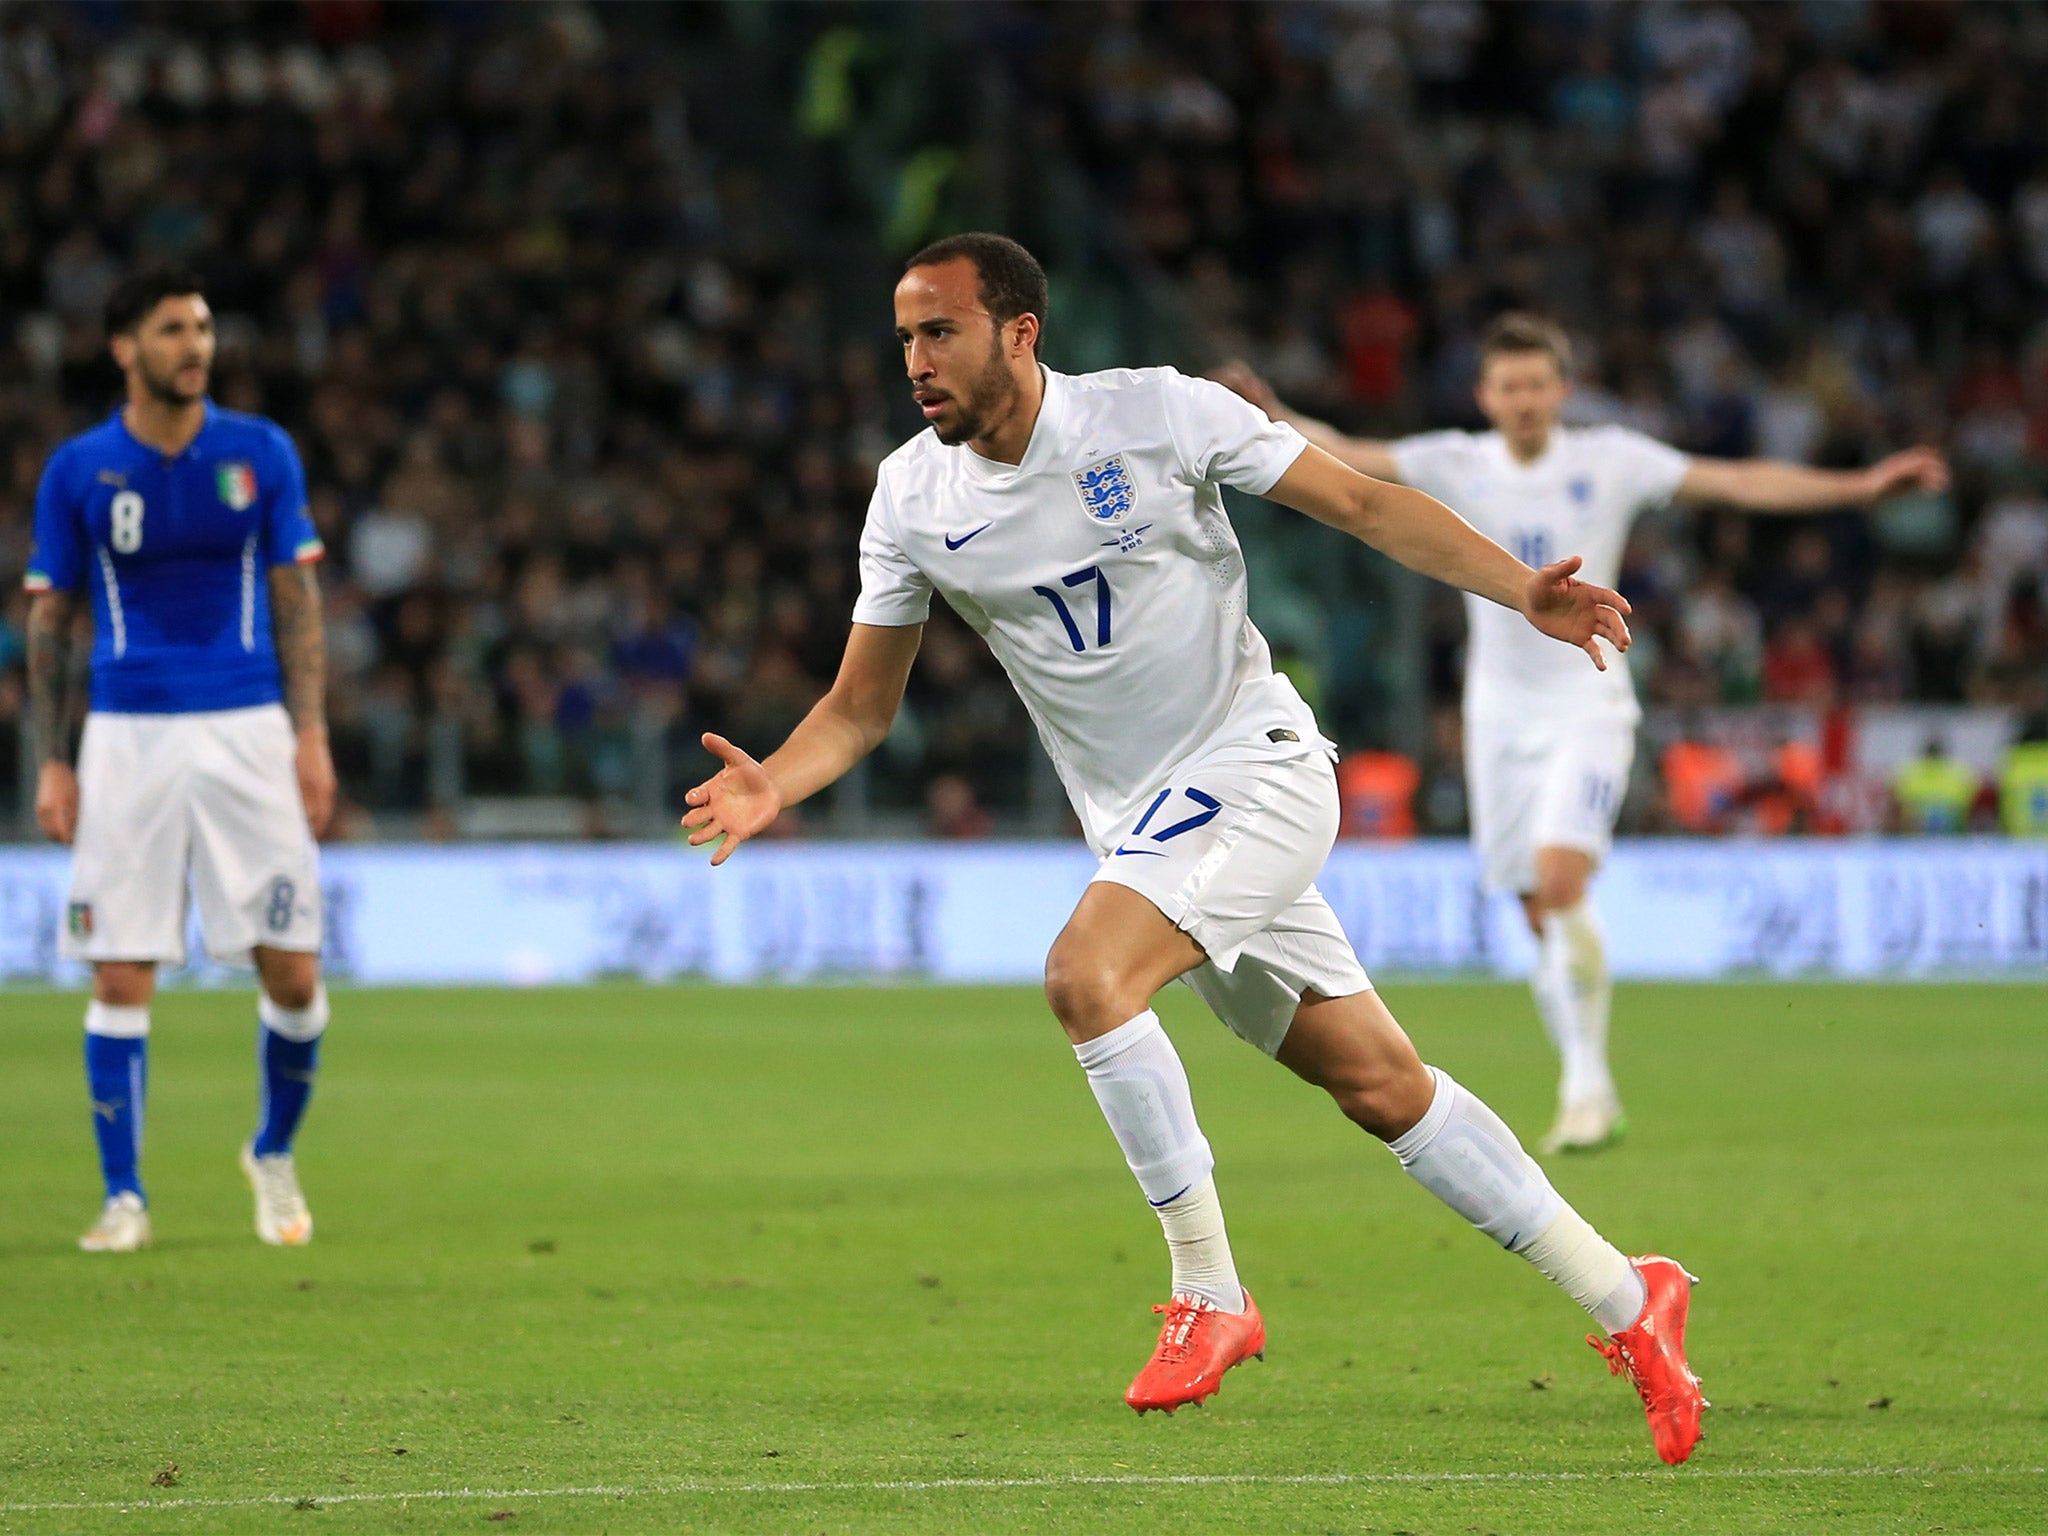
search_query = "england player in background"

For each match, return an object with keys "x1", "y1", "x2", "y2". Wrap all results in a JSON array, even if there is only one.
[
  {"x1": 1218, "y1": 319, "x2": 1947, "y2": 1155},
  {"x1": 685, "y1": 236, "x2": 1705, "y2": 1463},
  {"x1": 25, "y1": 269, "x2": 334, "y2": 1253}
]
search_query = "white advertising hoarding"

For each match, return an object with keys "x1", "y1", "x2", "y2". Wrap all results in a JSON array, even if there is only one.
[{"x1": 0, "y1": 839, "x2": 2043, "y2": 987}]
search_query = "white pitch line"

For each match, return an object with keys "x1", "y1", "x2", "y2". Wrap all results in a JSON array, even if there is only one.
[{"x1": 0, "y1": 1464, "x2": 2041, "y2": 1517}]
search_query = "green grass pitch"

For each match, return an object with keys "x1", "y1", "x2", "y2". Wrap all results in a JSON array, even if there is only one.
[{"x1": 1, "y1": 981, "x2": 2042, "y2": 1534}]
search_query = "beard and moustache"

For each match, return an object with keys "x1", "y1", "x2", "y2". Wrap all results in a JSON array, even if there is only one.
[
  {"x1": 136, "y1": 351, "x2": 208, "y2": 407},
  {"x1": 929, "y1": 328, "x2": 1021, "y2": 446}
]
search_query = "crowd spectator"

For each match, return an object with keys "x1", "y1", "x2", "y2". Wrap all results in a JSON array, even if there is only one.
[
  {"x1": 1012, "y1": 0, "x2": 2048, "y2": 729},
  {"x1": 6, "y1": 3, "x2": 2048, "y2": 838},
  {"x1": 0, "y1": 5, "x2": 1026, "y2": 830}
]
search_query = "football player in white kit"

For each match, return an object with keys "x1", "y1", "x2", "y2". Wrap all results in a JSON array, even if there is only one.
[
  {"x1": 1218, "y1": 315, "x2": 1946, "y2": 1155},
  {"x1": 686, "y1": 238, "x2": 1706, "y2": 1462}
]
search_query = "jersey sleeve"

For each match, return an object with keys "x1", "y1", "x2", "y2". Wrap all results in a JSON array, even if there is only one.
[
  {"x1": 849, "y1": 475, "x2": 932, "y2": 626},
  {"x1": 262, "y1": 427, "x2": 324, "y2": 568},
  {"x1": 1601, "y1": 426, "x2": 1692, "y2": 510},
  {"x1": 23, "y1": 447, "x2": 85, "y2": 593},
  {"x1": 1388, "y1": 430, "x2": 1471, "y2": 503},
  {"x1": 1160, "y1": 371, "x2": 1309, "y2": 495}
]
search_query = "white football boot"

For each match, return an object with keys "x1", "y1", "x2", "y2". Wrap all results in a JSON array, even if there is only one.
[
  {"x1": 1540, "y1": 1093, "x2": 1628, "y2": 1156},
  {"x1": 79, "y1": 1191, "x2": 152, "y2": 1252},
  {"x1": 240, "y1": 1143, "x2": 314, "y2": 1246}
]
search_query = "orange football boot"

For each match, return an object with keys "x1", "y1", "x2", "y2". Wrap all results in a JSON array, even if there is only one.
[
  {"x1": 1125, "y1": 1290, "x2": 1265, "y2": 1414},
  {"x1": 1588, "y1": 1255, "x2": 1708, "y2": 1464}
]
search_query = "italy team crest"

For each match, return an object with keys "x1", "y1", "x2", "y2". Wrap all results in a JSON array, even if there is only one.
[
  {"x1": 217, "y1": 462, "x2": 257, "y2": 511},
  {"x1": 1072, "y1": 453, "x2": 1137, "y2": 525}
]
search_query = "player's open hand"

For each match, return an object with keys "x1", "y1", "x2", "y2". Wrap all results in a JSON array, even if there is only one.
[
  {"x1": 1859, "y1": 446, "x2": 1950, "y2": 501},
  {"x1": 1522, "y1": 555, "x2": 1633, "y2": 671},
  {"x1": 35, "y1": 761, "x2": 79, "y2": 845},
  {"x1": 1207, "y1": 361, "x2": 1280, "y2": 414},
  {"x1": 682, "y1": 733, "x2": 782, "y2": 866}
]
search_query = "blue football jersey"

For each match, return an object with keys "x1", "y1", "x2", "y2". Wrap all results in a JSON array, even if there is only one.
[{"x1": 25, "y1": 404, "x2": 325, "y2": 713}]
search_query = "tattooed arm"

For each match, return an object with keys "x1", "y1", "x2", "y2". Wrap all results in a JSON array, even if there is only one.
[
  {"x1": 28, "y1": 590, "x2": 79, "y2": 843},
  {"x1": 269, "y1": 563, "x2": 335, "y2": 836}
]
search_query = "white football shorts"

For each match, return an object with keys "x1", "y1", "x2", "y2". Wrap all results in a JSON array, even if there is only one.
[
  {"x1": 63, "y1": 705, "x2": 323, "y2": 966},
  {"x1": 1465, "y1": 712, "x2": 1636, "y2": 894},
  {"x1": 1089, "y1": 746, "x2": 1372, "y2": 1057}
]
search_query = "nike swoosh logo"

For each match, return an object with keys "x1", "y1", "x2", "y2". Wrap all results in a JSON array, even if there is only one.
[
  {"x1": 1148, "y1": 1183, "x2": 1194, "y2": 1208},
  {"x1": 1111, "y1": 845, "x2": 1167, "y2": 857},
  {"x1": 944, "y1": 523, "x2": 993, "y2": 550}
]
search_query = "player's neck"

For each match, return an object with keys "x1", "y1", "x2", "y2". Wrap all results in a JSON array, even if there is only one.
[
  {"x1": 1503, "y1": 428, "x2": 1552, "y2": 465},
  {"x1": 966, "y1": 364, "x2": 1047, "y2": 467},
  {"x1": 122, "y1": 394, "x2": 207, "y2": 457}
]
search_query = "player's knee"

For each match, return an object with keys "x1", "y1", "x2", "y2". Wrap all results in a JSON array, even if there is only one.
[
  {"x1": 92, "y1": 962, "x2": 155, "y2": 1008},
  {"x1": 266, "y1": 978, "x2": 318, "y2": 1011},
  {"x1": 1043, "y1": 944, "x2": 1131, "y2": 1041},
  {"x1": 1331, "y1": 1060, "x2": 1437, "y2": 1141},
  {"x1": 257, "y1": 953, "x2": 320, "y2": 1011},
  {"x1": 1534, "y1": 865, "x2": 1588, "y2": 915}
]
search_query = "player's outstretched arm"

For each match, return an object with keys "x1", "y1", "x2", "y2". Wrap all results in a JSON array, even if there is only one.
[
  {"x1": 26, "y1": 589, "x2": 79, "y2": 844},
  {"x1": 269, "y1": 564, "x2": 335, "y2": 836},
  {"x1": 1676, "y1": 446, "x2": 1949, "y2": 513},
  {"x1": 1209, "y1": 362, "x2": 1405, "y2": 483},
  {"x1": 1266, "y1": 445, "x2": 1633, "y2": 670},
  {"x1": 683, "y1": 622, "x2": 922, "y2": 865}
]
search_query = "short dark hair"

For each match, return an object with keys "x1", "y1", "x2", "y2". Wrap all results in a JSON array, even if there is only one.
[
  {"x1": 105, "y1": 267, "x2": 207, "y2": 336},
  {"x1": 904, "y1": 232, "x2": 1048, "y2": 352},
  {"x1": 1478, "y1": 311, "x2": 1572, "y2": 376}
]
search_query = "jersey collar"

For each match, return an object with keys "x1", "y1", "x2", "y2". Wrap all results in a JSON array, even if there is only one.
[
  {"x1": 959, "y1": 366, "x2": 1066, "y2": 479},
  {"x1": 1489, "y1": 427, "x2": 1562, "y2": 474},
  {"x1": 112, "y1": 398, "x2": 216, "y2": 460}
]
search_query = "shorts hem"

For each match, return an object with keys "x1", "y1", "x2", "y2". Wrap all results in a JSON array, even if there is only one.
[
  {"x1": 203, "y1": 934, "x2": 324, "y2": 967},
  {"x1": 1087, "y1": 864, "x2": 1252, "y2": 970},
  {"x1": 59, "y1": 944, "x2": 188, "y2": 966}
]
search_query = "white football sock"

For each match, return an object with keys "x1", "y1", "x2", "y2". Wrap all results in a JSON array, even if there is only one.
[
  {"x1": 1073, "y1": 1010, "x2": 1243, "y2": 1314},
  {"x1": 1534, "y1": 900, "x2": 1615, "y2": 1106},
  {"x1": 1152, "y1": 1176, "x2": 1245, "y2": 1314},
  {"x1": 259, "y1": 983, "x2": 330, "y2": 1042},
  {"x1": 85, "y1": 1001, "x2": 151, "y2": 1038},
  {"x1": 1521, "y1": 1207, "x2": 1646, "y2": 1333},
  {"x1": 1389, "y1": 1067, "x2": 1642, "y2": 1328}
]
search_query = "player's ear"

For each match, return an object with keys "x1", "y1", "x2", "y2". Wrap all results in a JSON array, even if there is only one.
[
  {"x1": 1010, "y1": 312, "x2": 1041, "y2": 358},
  {"x1": 108, "y1": 331, "x2": 136, "y2": 371}
]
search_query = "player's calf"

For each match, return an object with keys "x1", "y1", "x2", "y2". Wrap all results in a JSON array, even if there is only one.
[{"x1": 1274, "y1": 989, "x2": 1436, "y2": 1140}]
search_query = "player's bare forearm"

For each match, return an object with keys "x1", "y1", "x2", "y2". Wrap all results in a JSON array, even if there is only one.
[
  {"x1": 684, "y1": 623, "x2": 920, "y2": 864},
  {"x1": 1267, "y1": 445, "x2": 1631, "y2": 668},
  {"x1": 1270, "y1": 447, "x2": 1525, "y2": 608},
  {"x1": 268, "y1": 564, "x2": 327, "y2": 732},
  {"x1": 1678, "y1": 447, "x2": 1949, "y2": 513},
  {"x1": 761, "y1": 696, "x2": 891, "y2": 808},
  {"x1": 766, "y1": 622, "x2": 922, "y2": 804},
  {"x1": 26, "y1": 590, "x2": 75, "y2": 765},
  {"x1": 1354, "y1": 479, "x2": 1531, "y2": 609}
]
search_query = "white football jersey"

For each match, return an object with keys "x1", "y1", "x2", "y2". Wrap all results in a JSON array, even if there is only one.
[
  {"x1": 853, "y1": 366, "x2": 1327, "y2": 847},
  {"x1": 1391, "y1": 425, "x2": 1691, "y2": 725}
]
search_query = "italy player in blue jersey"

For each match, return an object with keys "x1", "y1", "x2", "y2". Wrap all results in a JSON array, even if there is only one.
[{"x1": 25, "y1": 268, "x2": 335, "y2": 1252}]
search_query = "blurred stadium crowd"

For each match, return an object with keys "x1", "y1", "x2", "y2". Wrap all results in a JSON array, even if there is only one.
[{"x1": 2, "y1": 2, "x2": 2045, "y2": 838}]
